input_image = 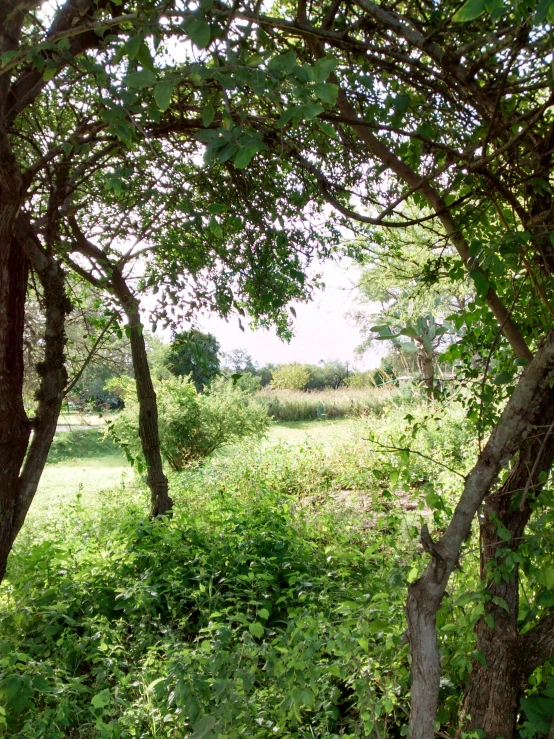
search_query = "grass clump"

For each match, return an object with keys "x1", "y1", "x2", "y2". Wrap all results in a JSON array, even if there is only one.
[{"x1": 257, "y1": 386, "x2": 395, "y2": 422}]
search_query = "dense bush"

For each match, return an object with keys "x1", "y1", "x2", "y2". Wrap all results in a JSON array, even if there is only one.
[
  {"x1": 0, "y1": 401, "x2": 485, "y2": 738},
  {"x1": 109, "y1": 375, "x2": 270, "y2": 470}
]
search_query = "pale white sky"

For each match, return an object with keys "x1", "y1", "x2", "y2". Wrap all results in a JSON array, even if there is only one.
[{"x1": 192, "y1": 259, "x2": 382, "y2": 370}]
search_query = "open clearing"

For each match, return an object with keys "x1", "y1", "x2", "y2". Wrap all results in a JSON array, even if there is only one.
[{"x1": 30, "y1": 417, "x2": 364, "y2": 524}]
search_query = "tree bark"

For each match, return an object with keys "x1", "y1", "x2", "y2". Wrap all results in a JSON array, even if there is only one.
[
  {"x1": 11, "y1": 218, "x2": 68, "y2": 538},
  {"x1": 0, "y1": 218, "x2": 70, "y2": 582},
  {"x1": 405, "y1": 331, "x2": 554, "y2": 739},
  {"x1": 0, "y1": 236, "x2": 31, "y2": 581},
  {"x1": 459, "y1": 387, "x2": 554, "y2": 738},
  {"x1": 110, "y1": 268, "x2": 172, "y2": 517},
  {"x1": 418, "y1": 349, "x2": 435, "y2": 395}
]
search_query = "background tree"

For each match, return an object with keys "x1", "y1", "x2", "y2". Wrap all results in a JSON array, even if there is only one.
[
  {"x1": 351, "y1": 229, "x2": 469, "y2": 392},
  {"x1": 167, "y1": 329, "x2": 221, "y2": 392},
  {"x1": 270, "y1": 364, "x2": 311, "y2": 391}
]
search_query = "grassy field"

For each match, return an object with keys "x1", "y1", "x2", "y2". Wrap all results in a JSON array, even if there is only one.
[{"x1": 31, "y1": 418, "x2": 363, "y2": 522}]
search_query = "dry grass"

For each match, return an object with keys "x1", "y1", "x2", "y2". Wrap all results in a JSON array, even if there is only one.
[{"x1": 255, "y1": 386, "x2": 395, "y2": 421}]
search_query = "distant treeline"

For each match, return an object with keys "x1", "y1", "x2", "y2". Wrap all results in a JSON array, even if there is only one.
[{"x1": 64, "y1": 328, "x2": 406, "y2": 409}]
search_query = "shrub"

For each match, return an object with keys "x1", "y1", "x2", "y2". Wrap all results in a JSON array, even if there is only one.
[{"x1": 109, "y1": 375, "x2": 270, "y2": 470}]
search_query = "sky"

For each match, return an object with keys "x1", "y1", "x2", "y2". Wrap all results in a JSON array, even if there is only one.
[{"x1": 192, "y1": 259, "x2": 382, "y2": 370}]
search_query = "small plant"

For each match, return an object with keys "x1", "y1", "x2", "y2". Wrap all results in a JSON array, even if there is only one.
[{"x1": 109, "y1": 375, "x2": 270, "y2": 470}]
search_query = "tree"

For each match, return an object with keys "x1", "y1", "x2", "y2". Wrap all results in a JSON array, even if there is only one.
[
  {"x1": 110, "y1": 375, "x2": 270, "y2": 470},
  {"x1": 190, "y1": 4, "x2": 554, "y2": 735},
  {"x1": 270, "y1": 363, "x2": 311, "y2": 391},
  {"x1": 167, "y1": 329, "x2": 221, "y2": 391},
  {"x1": 4, "y1": 2, "x2": 554, "y2": 735},
  {"x1": 222, "y1": 349, "x2": 258, "y2": 376},
  {"x1": 351, "y1": 226, "x2": 469, "y2": 393}
]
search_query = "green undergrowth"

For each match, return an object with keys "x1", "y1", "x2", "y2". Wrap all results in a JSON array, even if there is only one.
[{"x1": 0, "y1": 403, "x2": 483, "y2": 738}]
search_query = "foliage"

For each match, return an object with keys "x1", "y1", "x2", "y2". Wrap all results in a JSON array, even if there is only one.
[
  {"x1": 270, "y1": 364, "x2": 312, "y2": 391},
  {"x1": 110, "y1": 376, "x2": 270, "y2": 471},
  {"x1": 350, "y1": 230, "x2": 469, "y2": 390},
  {"x1": 1, "y1": 400, "x2": 483, "y2": 738},
  {"x1": 222, "y1": 349, "x2": 258, "y2": 376},
  {"x1": 305, "y1": 360, "x2": 352, "y2": 390},
  {"x1": 166, "y1": 330, "x2": 221, "y2": 392},
  {"x1": 344, "y1": 369, "x2": 391, "y2": 389}
]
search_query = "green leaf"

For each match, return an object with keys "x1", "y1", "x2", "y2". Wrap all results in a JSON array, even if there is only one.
[
  {"x1": 125, "y1": 35, "x2": 143, "y2": 60},
  {"x1": 249, "y1": 621, "x2": 264, "y2": 638},
  {"x1": 315, "y1": 119, "x2": 339, "y2": 140},
  {"x1": 492, "y1": 372, "x2": 512, "y2": 385},
  {"x1": 521, "y1": 695, "x2": 554, "y2": 734},
  {"x1": 191, "y1": 716, "x2": 217, "y2": 739},
  {"x1": 202, "y1": 104, "x2": 215, "y2": 127},
  {"x1": 258, "y1": 608, "x2": 270, "y2": 620},
  {"x1": 472, "y1": 648, "x2": 487, "y2": 667},
  {"x1": 268, "y1": 51, "x2": 297, "y2": 75},
  {"x1": 302, "y1": 102, "x2": 325, "y2": 119},
  {"x1": 154, "y1": 80, "x2": 173, "y2": 111},
  {"x1": 548, "y1": 1, "x2": 554, "y2": 23},
  {"x1": 208, "y1": 215, "x2": 223, "y2": 238},
  {"x1": 470, "y1": 269, "x2": 489, "y2": 297},
  {"x1": 536, "y1": 589, "x2": 554, "y2": 607},
  {"x1": 491, "y1": 596, "x2": 509, "y2": 612},
  {"x1": 187, "y1": 19, "x2": 211, "y2": 49},
  {"x1": 313, "y1": 56, "x2": 338, "y2": 82},
  {"x1": 453, "y1": 0, "x2": 486, "y2": 21},
  {"x1": 42, "y1": 65, "x2": 56, "y2": 82},
  {"x1": 0, "y1": 50, "x2": 19, "y2": 68},
  {"x1": 124, "y1": 68, "x2": 157, "y2": 89},
  {"x1": 91, "y1": 689, "x2": 111, "y2": 708},
  {"x1": 314, "y1": 82, "x2": 338, "y2": 105},
  {"x1": 234, "y1": 143, "x2": 266, "y2": 169},
  {"x1": 537, "y1": 568, "x2": 554, "y2": 590}
]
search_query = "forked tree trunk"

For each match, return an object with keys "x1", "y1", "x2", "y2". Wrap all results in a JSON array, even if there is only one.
[
  {"x1": 0, "y1": 219, "x2": 69, "y2": 582},
  {"x1": 406, "y1": 332, "x2": 554, "y2": 739},
  {"x1": 458, "y1": 392, "x2": 554, "y2": 738},
  {"x1": 110, "y1": 269, "x2": 172, "y2": 517},
  {"x1": 11, "y1": 219, "x2": 69, "y2": 538}
]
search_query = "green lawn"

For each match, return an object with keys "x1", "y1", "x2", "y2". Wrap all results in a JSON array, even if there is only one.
[
  {"x1": 29, "y1": 418, "x2": 362, "y2": 524},
  {"x1": 31, "y1": 429, "x2": 135, "y2": 521}
]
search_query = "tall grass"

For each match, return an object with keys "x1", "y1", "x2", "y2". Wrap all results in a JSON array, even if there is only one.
[{"x1": 255, "y1": 386, "x2": 395, "y2": 422}]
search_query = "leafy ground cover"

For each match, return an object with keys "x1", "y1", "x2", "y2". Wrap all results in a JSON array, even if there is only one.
[{"x1": 1, "y1": 402, "x2": 487, "y2": 738}]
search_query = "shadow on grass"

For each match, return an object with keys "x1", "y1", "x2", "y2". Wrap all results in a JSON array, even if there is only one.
[{"x1": 47, "y1": 428, "x2": 123, "y2": 464}]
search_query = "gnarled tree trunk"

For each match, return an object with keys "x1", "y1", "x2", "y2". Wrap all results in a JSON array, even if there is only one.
[
  {"x1": 0, "y1": 217, "x2": 69, "y2": 581},
  {"x1": 459, "y1": 390, "x2": 554, "y2": 738},
  {"x1": 406, "y1": 332, "x2": 554, "y2": 739},
  {"x1": 110, "y1": 268, "x2": 172, "y2": 517}
]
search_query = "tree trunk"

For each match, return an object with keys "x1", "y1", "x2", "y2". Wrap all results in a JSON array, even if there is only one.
[
  {"x1": 0, "y1": 236, "x2": 31, "y2": 581},
  {"x1": 0, "y1": 219, "x2": 70, "y2": 582},
  {"x1": 110, "y1": 270, "x2": 172, "y2": 517},
  {"x1": 11, "y1": 218, "x2": 69, "y2": 538},
  {"x1": 459, "y1": 387, "x2": 554, "y2": 738},
  {"x1": 406, "y1": 332, "x2": 554, "y2": 739},
  {"x1": 418, "y1": 349, "x2": 435, "y2": 395}
]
